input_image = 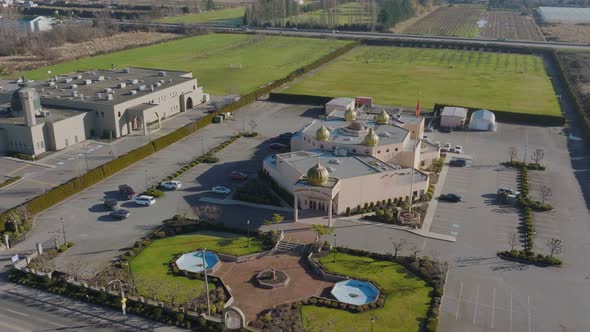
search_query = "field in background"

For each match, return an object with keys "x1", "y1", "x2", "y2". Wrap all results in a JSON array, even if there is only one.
[
  {"x1": 282, "y1": 2, "x2": 374, "y2": 27},
  {"x1": 157, "y1": 7, "x2": 245, "y2": 25},
  {"x1": 22, "y1": 34, "x2": 352, "y2": 95},
  {"x1": 284, "y1": 46, "x2": 560, "y2": 116},
  {"x1": 479, "y1": 11, "x2": 543, "y2": 41},
  {"x1": 402, "y1": 6, "x2": 483, "y2": 37},
  {"x1": 542, "y1": 24, "x2": 590, "y2": 43}
]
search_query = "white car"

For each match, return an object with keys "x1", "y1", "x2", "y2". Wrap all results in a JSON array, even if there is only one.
[
  {"x1": 211, "y1": 186, "x2": 231, "y2": 194},
  {"x1": 433, "y1": 141, "x2": 441, "y2": 148},
  {"x1": 132, "y1": 195, "x2": 156, "y2": 206},
  {"x1": 454, "y1": 145, "x2": 463, "y2": 154},
  {"x1": 160, "y1": 180, "x2": 182, "y2": 190},
  {"x1": 442, "y1": 143, "x2": 451, "y2": 152}
]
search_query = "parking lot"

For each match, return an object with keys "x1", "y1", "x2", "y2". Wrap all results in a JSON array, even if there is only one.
[{"x1": 10, "y1": 101, "x2": 319, "y2": 274}]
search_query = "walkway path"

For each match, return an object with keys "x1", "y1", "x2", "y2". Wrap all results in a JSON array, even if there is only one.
[{"x1": 199, "y1": 197, "x2": 293, "y2": 213}]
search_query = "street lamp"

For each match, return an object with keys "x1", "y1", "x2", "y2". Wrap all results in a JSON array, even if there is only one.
[
  {"x1": 108, "y1": 279, "x2": 126, "y2": 317},
  {"x1": 59, "y1": 217, "x2": 67, "y2": 245},
  {"x1": 371, "y1": 317, "x2": 376, "y2": 332},
  {"x1": 247, "y1": 219, "x2": 251, "y2": 248},
  {"x1": 333, "y1": 233, "x2": 337, "y2": 263},
  {"x1": 145, "y1": 170, "x2": 149, "y2": 190},
  {"x1": 199, "y1": 248, "x2": 211, "y2": 316}
]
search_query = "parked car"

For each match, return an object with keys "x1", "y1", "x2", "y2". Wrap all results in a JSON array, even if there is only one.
[
  {"x1": 497, "y1": 187, "x2": 520, "y2": 196},
  {"x1": 449, "y1": 159, "x2": 467, "y2": 167},
  {"x1": 104, "y1": 198, "x2": 120, "y2": 211},
  {"x1": 118, "y1": 184, "x2": 136, "y2": 200},
  {"x1": 279, "y1": 132, "x2": 294, "y2": 140},
  {"x1": 229, "y1": 171, "x2": 248, "y2": 180},
  {"x1": 454, "y1": 145, "x2": 463, "y2": 154},
  {"x1": 440, "y1": 127, "x2": 452, "y2": 133},
  {"x1": 441, "y1": 143, "x2": 452, "y2": 152},
  {"x1": 439, "y1": 193, "x2": 462, "y2": 202},
  {"x1": 423, "y1": 135, "x2": 429, "y2": 142},
  {"x1": 433, "y1": 141, "x2": 441, "y2": 148},
  {"x1": 211, "y1": 186, "x2": 231, "y2": 194},
  {"x1": 160, "y1": 180, "x2": 182, "y2": 190},
  {"x1": 109, "y1": 209, "x2": 130, "y2": 220},
  {"x1": 270, "y1": 143, "x2": 288, "y2": 150},
  {"x1": 132, "y1": 195, "x2": 156, "y2": 206}
]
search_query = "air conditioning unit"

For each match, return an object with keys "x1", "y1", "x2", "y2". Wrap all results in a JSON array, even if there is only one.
[
  {"x1": 83, "y1": 79, "x2": 92, "y2": 85},
  {"x1": 122, "y1": 68, "x2": 130, "y2": 73},
  {"x1": 105, "y1": 88, "x2": 113, "y2": 93},
  {"x1": 71, "y1": 91, "x2": 78, "y2": 97},
  {"x1": 129, "y1": 90, "x2": 137, "y2": 95},
  {"x1": 47, "y1": 81, "x2": 55, "y2": 87},
  {"x1": 106, "y1": 94, "x2": 114, "y2": 101},
  {"x1": 75, "y1": 75, "x2": 83, "y2": 80},
  {"x1": 39, "y1": 110, "x2": 50, "y2": 117},
  {"x1": 117, "y1": 83, "x2": 126, "y2": 89},
  {"x1": 159, "y1": 79, "x2": 165, "y2": 84},
  {"x1": 159, "y1": 71, "x2": 167, "y2": 76},
  {"x1": 128, "y1": 79, "x2": 138, "y2": 85},
  {"x1": 155, "y1": 82, "x2": 161, "y2": 87},
  {"x1": 96, "y1": 93, "x2": 102, "y2": 99},
  {"x1": 70, "y1": 84, "x2": 78, "y2": 89},
  {"x1": 64, "y1": 78, "x2": 73, "y2": 83},
  {"x1": 138, "y1": 85, "x2": 146, "y2": 91},
  {"x1": 97, "y1": 76, "x2": 105, "y2": 81}
]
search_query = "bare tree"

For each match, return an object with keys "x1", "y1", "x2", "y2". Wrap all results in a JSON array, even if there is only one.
[
  {"x1": 410, "y1": 243, "x2": 421, "y2": 260},
  {"x1": 248, "y1": 119, "x2": 258, "y2": 134},
  {"x1": 391, "y1": 238, "x2": 406, "y2": 260},
  {"x1": 192, "y1": 205, "x2": 223, "y2": 222},
  {"x1": 539, "y1": 185, "x2": 552, "y2": 206},
  {"x1": 66, "y1": 260, "x2": 91, "y2": 282},
  {"x1": 545, "y1": 238, "x2": 563, "y2": 257},
  {"x1": 508, "y1": 146, "x2": 518, "y2": 163},
  {"x1": 166, "y1": 281, "x2": 182, "y2": 307},
  {"x1": 507, "y1": 232, "x2": 518, "y2": 251},
  {"x1": 531, "y1": 148, "x2": 544, "y2": 165},
  {"x1": 136, "y1": 278, "x2": 164, "y2": 302}
]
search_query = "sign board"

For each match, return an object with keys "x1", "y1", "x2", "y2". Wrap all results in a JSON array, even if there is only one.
[
  {"x1": 121, "y1": 297, "x2": 127, "y2": 304},
  {"x1": 11, "y1": 254, "x2": 19, "y2": 263}
]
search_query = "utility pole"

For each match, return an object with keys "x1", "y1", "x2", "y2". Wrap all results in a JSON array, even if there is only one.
[
  {"x1": 59, "y1": 217, "x2": 67, "y2": 245},
  {"x1": 202, "y1": 248, "x2": 211, "y2": 316},
  {"x1": 247, "y1": 219, "x2": 251, "y2": 248},
  {"x1": 108, "y1": 280, "x2": 126, "y2": 318},
  {"x1": 145, "y1": 170, "x2": 149, "y2": 190}
]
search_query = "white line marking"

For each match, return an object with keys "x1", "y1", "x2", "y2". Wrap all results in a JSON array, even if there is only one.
[
  {"x1": 510, "y1": 291, "x2": 513, "y2": 332},
  {"x1": 47, "y1": 321, "x2": 66, "y2": 327},
  {"x1": 5, "y1": 309, "x2": 30, "y2": 317},
  {"x1": 473, "y1": 285, "x2": 479, "y2": 324},
  {"x1": 528, "y1": 296, "x2": 531, "y2": 332},
  {"x1": 491, "y1": 287, "x2": 496, "y2": 329},
  {"x1": 455, "y1": 281, "x2": 463, "y2": 320}
]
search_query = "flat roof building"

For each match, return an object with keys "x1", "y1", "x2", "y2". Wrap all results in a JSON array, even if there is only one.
[{"x1": 440, "y1": 106, "x2": 467, "y2": 129}]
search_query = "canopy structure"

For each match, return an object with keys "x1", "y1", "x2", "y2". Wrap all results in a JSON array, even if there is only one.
[{"x1": 469, "y1": 109, "x2": 496, "y2": 132}]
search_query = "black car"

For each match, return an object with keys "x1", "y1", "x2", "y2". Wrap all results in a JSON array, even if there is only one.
[
  {"x1": 104, "y1": 198, "x2": 120, "y2": 211},
  {"x1": 449, "y1": 159, "x2": 467, "y2": 167},
  {"x1": 109, "y1": 209, "x2": 130, "y2": 220},
  {"x1": 118, "y1": 184, "x2": 136, "y2": 200},
  {"x1": 279, "y1": 132, "x2": 294, "y2": 140},
  {"x1": 440, "y1": 127, "x2": 452, "y2": 133},
  {"x1": 439, "y1": 193, "x2": 462, "y2": 202}
]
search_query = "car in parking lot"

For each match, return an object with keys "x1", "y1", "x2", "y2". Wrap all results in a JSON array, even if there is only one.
[
  {"x1": 109, "y1": 209, "x2": 130, "y2": 220},
  {"x1": 454, "y1": 145, "x2": 463, "y2": 154},
  {"x1": 104, "y1": 198, "x2": 120, "y2": 211},
  {"x1": 442, "y1": 143, "x2": 452, "y2": 152},
  {"x1": 270, "y1": 142, "x2": 288, "y2": 150},
  {"x1": 118, "y1": 184, "x2": 136, "y2": 200},
  {"x1": 497, "y1": 187, "x2": 520, "y2": 196},
  {"x1": 229, "y1": 171, "x2": 248, "y2": 180},
  {"x1": 211, "y1": 186, "x2": 231, "y2": 194},
  {"x1": 433, "y1": 141, "x2": 441, "y2": 148},
  {"x1": 160, "y1": 180, "x2": 182, "y2": 190},
  {"x1": 279, "y1": 132, "x2": 294, "y2": 140},
  {"x1": 132, "y1": 195, "x2": 156, "y2": 206},
  {"x1": 449, "y1": 159, "x2": 467, "y2": 167},
  {"x1": 439, "y1": 193, "x2": 462, "y2": 202}
]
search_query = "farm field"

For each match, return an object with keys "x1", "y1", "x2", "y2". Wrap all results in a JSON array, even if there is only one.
[
  {"x1": 479, "y1": 11, "x2": 544, "y2": 41},
  {"x1": 21, "y1": 34, "x2": 352, "y2": 96},
  {"x1": 157, "y1": 7, "x2": 245, "y2": 25},
  {"x1": 281, "y1": 2, "x2": 374, "y2": 28},
  {"x1": 402, "y1": 6, "x2": 483, "y2": 37},
  {"x1": 301, "y1": 252, "x2": 432, "y2": 332},
  {"x1": 542, "y1": 24, "x2": 590, "y2": 43},
  {"x1": 284, "y1": 46, "x2": 560, "y2": 116}
]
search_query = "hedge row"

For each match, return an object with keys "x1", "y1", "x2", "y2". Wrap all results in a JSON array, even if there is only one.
[
  {"x1": 0, "y1": 41, "x2": 360, "y2": 234},
  {"x1": 433, "y1": 103, "x2": 565, "y2": 127},
  {"x1": 268, "y1": 93, "x2": 333, "y2": 105}
]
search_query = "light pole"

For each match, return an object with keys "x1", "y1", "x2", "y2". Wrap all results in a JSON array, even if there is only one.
[
  {"x1": 145, "y1": 170, "x2": 149, "y2": 190},
  {"x1": 408, "y1": 139, "x2": 420, "y2": 214},
  {"x1": 201, "y1": 248, "x2": 211, "y2": 316},
  {"x1": 201, "y1": 137, "x2": 205, "y2": 156},
  {"x1": 108, "y1": 279, "x2": 126, "y2": 317},
  {"x1": 371, "y1": 317, "x2": 375, "y2": 332},
  {"x1": 333, "y1": 233, "x2": 337, "y2": 263},
  {"x1": 247, "y1": 219, "x2": 251, "y2": 248},
  {"x1": 59, "y1": 217, "x2": 67, "y2": 245}
]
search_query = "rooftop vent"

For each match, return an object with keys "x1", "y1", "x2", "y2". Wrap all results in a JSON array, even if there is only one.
[
  {"x1": 96, "y1": 93, "x2": 102, "y2": 99},
  {"x1": 122, "y1": 68, "x2": 130, "y2": 73},
  {"x1": 83, "y1": 79, "x2": 92, "y2": 85},
  {"x1": 329, "y1": 159, "x2": 341, "y2": 165},
  {"x1": 159, "y1": 79, "x2": 165, "y2": 84},
  {"x1": 106, "y1": 94, "x2": 114, "y2": 101},
  {"x1": 71, "y1": 91, "x2": 78, "y2": 97},
  {"x1": 70, "y1": 84, "x2": 78, "y2": 89},
  {"x1": 64, "y1": 78, "x2": 73, "y2": 83},
  {"x1": 75, "y1": 75, "x2": 83, "y2": 80},
  {"x1": 327, "y1": 166, "x2": 335, "y2": 172},
  {"x1": 138, "y1": 85, "x2": 146, "y2": 91},
  {"x1": 117, "y1": 82, "x2": 126, "y2": 89},
  {"x1": 128, "y1": 79, "x2": 138, "y2": 85},
  {"x1": 105, "y1": 88, "x2": 113, "y2": 93},
  {"x1": 159, "y1": 71, "x2": 167, "y2": 76},
  {"x1": 47, "y1": 81, "x2": 56, "y2": 87},
  {"x1": 97, "y1": 76, "x2": 105, "y2": 81},
  {"x1": 129, "y1": 90, "x2": 137, "y2": 95},
  {"x1": 39, "y1": 110, "x2": 50, "y2": 117}
]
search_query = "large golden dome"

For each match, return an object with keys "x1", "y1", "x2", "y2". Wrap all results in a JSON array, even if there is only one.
[
  {"x1": 362, "y1": 128, "x2": 379, "y2": 146},
  {"x1": 315, "y1": 125, "x2": 330, "y2": 141},
  {"x1": 344, "y1": 108, "x2": 357, "y2": 122},
  {"x1": 307, "y1": 160, "x2": 329, "y2": 186},
  {"x1": 375, "y1": 109, "x2": 390, "y2": 125}
]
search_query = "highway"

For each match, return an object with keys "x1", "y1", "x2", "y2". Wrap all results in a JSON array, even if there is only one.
[{"x1": 116, "y1": 20, "x2": 590, "y2": 51}]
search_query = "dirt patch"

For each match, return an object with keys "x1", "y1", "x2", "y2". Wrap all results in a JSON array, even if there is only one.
[
  {"x1": 391, "y1": 5, "x2": 440, "y2": 33},
  {"x1": 541, "y1": 24, "x2": 590, "y2": 43},
  {"x1": 479, "y1": 11, "x2": 544, "y2": 41},
  {"x1": 0, "y1": 32, "x2": 179, "y2": 73}
]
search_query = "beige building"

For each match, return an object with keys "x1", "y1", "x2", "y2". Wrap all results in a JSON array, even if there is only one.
[
  {"x1": 440, "y1": 106, "x2": 467, "y2": 128},
  {"x1": 0, "y1": 67, "x2": 205, "y2": 157},
  {"x1": 263, "y1": 100, "x2": 440, "y2": 225}
]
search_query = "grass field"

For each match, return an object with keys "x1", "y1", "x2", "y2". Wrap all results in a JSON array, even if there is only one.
[
  {"x1": 285, "y1": 46, "x2": 560, "y2": 116},
  {"x1": 22, "y1": 34, "x2": 352, "y2": 96},
  {"x1": 130, "y1": 231, "x2": 263, "y2": 303},
  {"x1": 301, "y1": 252, "x2": 432, "y2": 332},
  {"x1": 157, "y1": 7, "x2": 245, "y2": 25}
]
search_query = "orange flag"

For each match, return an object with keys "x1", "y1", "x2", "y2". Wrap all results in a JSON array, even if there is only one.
[{"x1": 415, "y1": 95, "x2": 421, "y2": 118}]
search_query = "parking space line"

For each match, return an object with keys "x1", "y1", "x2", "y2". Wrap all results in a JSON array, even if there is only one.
[
  {"x1": 24, "y1": 178, "x2": 58, "y2": 186},
  {"x1": 8, "y1": 164, "x2": 30, "y2": 175},
  {"x1": 455, "y1": 281, "x2": 463, "y2": 320},
  {"x1": 510, "y1": 290, "x2": 513, "y2": 332},
  {"x1": 473, "y1": 285, "x2": 479, "y2": 324},
  {"x1": 528, "y1": 296, "x2": 531, "y2": 332},
  {"x1": 491, "y1": 287, "x2": 496, "y2": 329}
]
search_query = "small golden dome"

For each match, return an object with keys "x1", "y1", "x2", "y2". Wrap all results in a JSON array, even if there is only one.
[
  {"x1": 362, "y1": 128, "x2": 379, "y2": 146},
  {"x1": 344, "y1": 108, "x2": 357, "y2": 122},
  {"x1": 307, "y1": 160, "x2": 329, "y2": 186},
  {"x1": 376, "y1": 109, "x2": 390, "y2": 125},
  {"x1": 315, "y1": 125, "x2": 330, "y2": 141}
]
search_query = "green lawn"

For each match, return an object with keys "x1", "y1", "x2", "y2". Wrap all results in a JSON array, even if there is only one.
[
  {"x1": 157, "y1": 7, "x2": 245, "y2": 25},
  {"x1": 285, "y1": 46, "x2": 560, "y2": 116},
  {"x1": 22, "y1": 34, "x2": 352, "y2": 96},
  {"x1": 130, "y1": 231, "x2": 263, "y2": 304},
  {"x1": 302, "y1": 252, "x2": 432, "y2": 332}
]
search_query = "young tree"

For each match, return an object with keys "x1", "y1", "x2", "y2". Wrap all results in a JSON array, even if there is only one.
[
  {"x1": 539, "y1": 185, "x2": 552, "y2": 206},
  {"x1": 508, "y1": 146, "x2": 518, "y2": 163},
  {"x1": 311, "y1": 224, "x2": 333, "y2": 242},
  {"x1": 507, "y1": 232, "x2": 518, "y2": 251},
  {"x1": 545, "y1": 238, "x2": 563, "y2": 257},
  {"x1": 248, "y1": 119, "x2": 258, "y2": 134},
  {"x1": 531, "y1": 148, "x2": 544, "y2": 165},
  {"x1": 192, "y1": 205, "x2": 223, "y2": 222},
  {"x1": 166, "y1": 281, "x2": 182, "y2": 307},
  {"x1": 264, "y1": 213, "x2": 284, "y2": 232},
  {"x1": 391, "y1": 238, "x2": 407, "y2": 260},
  {"x1": 410, "y1": 243, "x2": 421, "y2": 260}
]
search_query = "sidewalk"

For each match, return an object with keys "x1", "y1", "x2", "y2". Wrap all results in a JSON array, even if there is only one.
[
  {"x1": 200, "y1": 197, "x2": 294, "y2": 213},
  {"x1": 421, "y1": 163, "x2": 450, "y2": 232}
]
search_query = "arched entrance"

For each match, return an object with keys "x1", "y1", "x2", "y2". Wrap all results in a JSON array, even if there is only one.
[{"x1": 186, "y1": 97, "x2": 193, "y2": 110}]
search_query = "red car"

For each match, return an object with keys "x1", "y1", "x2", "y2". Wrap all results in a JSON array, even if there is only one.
[{"x1": 229, "y1": 171, "x2": 248, "y2": 180}]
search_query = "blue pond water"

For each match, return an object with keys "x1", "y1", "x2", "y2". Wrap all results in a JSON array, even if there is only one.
[
  {"x1": 175, "y1": 250, "x2": 220, "y2": 273},
  {"x1": 331, "y1": 279, "x2": 379, "y2": 305}
]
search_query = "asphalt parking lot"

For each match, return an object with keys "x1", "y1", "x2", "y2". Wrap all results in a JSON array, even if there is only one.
[{"x1": 9, "y1": 102, "x2": 320, "y2": 274}]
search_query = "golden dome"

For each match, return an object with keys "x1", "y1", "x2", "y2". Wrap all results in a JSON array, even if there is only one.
[
  {"x1": 375, "y1": 109, "x2": 390, "y2": 125},
  {"x1": 315, "y1": 125, "x2": 330, "y2": 141},
  {"x1": 307, "y1": 160, "x2": 329, "y2": 186},
  {"x1": 348, "y1": 120, "x2": 365, "y2": 131},
  {"x1": 362, "y1": 128, "x2": 379, "y2": 146},
  {"x1": 344, "y1": 108, "x2": 357, "y2": 122}
]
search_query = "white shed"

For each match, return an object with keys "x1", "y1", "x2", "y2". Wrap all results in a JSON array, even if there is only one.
[
  {"x1": 469, "y1": 109, "x2": 496, "y2": 132},
  {"x1": 440, "y1": 106, "x2": 467, "y2": 128},
  {"x1": 325, "y1": 97, "x2": 355, "y2": 115}
]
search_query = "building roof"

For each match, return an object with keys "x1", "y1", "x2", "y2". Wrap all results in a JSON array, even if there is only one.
[
  {"x1": 327, "y1": 97, "x2": 355, "y2": 107},
  {"x1": 0, "y1": 106, "x2": 85, "y2": 125},
  {"x1": 302, "y1": 118, "x2": 408, "y2": 146},
  {"x1": 0, "y1": 67, "x2": 195, "y2": 107},
  {"x1": 441, "y1": 107, "x2": 468, "y2": 118},
  {"x1": 538, "y1": 7, "x2": 590, "y2": 24}
]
